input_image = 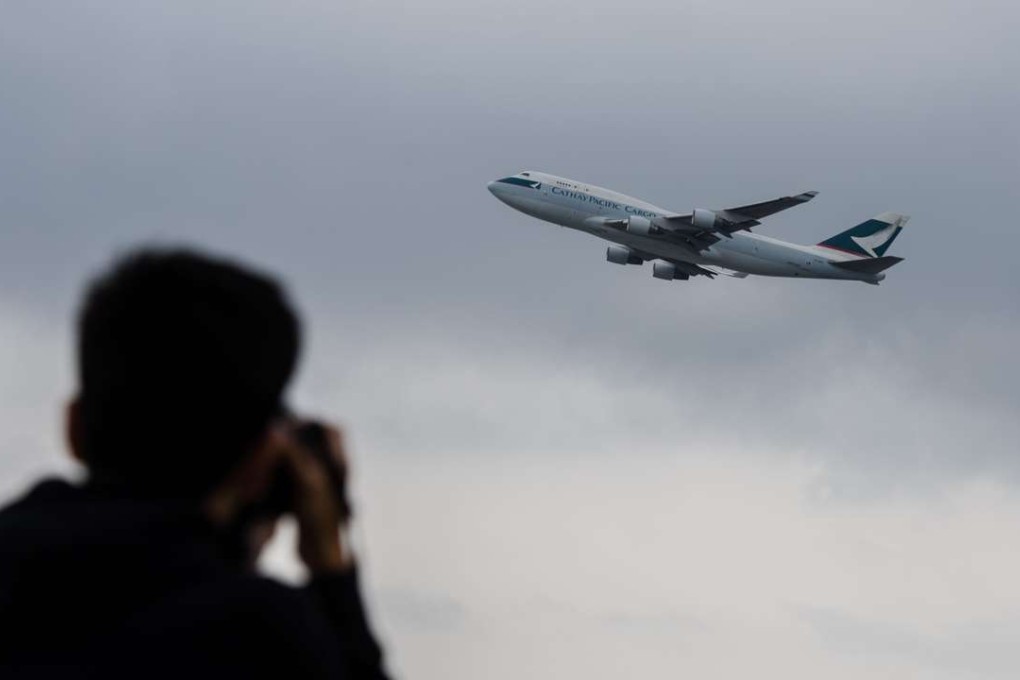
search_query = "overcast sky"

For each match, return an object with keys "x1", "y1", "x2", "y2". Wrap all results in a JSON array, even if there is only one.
[{"x1": 1, "y1": 1, "x2": 1019, "y2": 677}]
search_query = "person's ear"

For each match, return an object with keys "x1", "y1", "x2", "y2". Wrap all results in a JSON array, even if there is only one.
[{"x1": 66, "y1": 396, "x2": 86, "y2": 464}]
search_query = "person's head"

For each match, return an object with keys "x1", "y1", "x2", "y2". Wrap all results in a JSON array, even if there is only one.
[{"x1": 69, "y1": 247, "x2": 301, "y2": 498}]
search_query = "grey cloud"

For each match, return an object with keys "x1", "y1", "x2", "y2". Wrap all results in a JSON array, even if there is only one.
[
  {"x1": 0, "y1": 0, "x2": 1016, "y2": 315},
  {"x1": 289, "y1": 298, "x2": 1020, "y2": 498},
  {"x1": 803, "y1": 606, "x2": 1020, "y2": 679},
  {"x1": 0, "y1": 303, "x2": 76, "y2": 500},
  {"x1": 376, "y1": 588, "x2": 468, "y2": 631}
]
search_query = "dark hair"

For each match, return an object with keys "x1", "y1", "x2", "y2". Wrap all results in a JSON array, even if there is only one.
[{"x1": 76, "y1": 248, "x2": 301, "y2": 496}]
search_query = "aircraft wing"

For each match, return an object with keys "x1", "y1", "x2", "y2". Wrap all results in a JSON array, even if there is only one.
[
  {"x1": 666, "y1": 259, "x2": 720, "y2": 278},
  {"x1": 700, "y1": 264, "x2": 748, "y2": 278},
  {"x1": 721, "y1": 191, "x2": 819, "y2": 221},
  {"x1": 656, "y1": 190, "x2": 819, "y2": 245},
  {"x1": 621, "y1": 246, "x2": 719, "y2": 279}
]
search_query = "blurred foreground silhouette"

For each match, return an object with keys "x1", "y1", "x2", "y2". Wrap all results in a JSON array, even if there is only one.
[{"x1": 0, "y1": 248, "x2": 389, "y2": 679}]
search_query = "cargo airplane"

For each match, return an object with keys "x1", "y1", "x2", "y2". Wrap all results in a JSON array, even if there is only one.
[{"x1": 488, "y1": 171, "x2": 909, "y2": 284}]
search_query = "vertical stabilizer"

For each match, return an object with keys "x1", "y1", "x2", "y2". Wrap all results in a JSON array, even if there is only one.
[{"x1": 817, "y1": 212, "x2": 909, "y2": 258}]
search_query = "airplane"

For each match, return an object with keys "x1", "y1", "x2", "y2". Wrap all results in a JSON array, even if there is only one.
[{"x1": 487, "y1": 171, "x2": 909, "y2": 284}]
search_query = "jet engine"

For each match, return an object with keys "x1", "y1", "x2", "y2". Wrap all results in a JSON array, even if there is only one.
[
  {"x1": 692, "y1": 208, "x2": 720, "y2": 231},
  {"x1": 652, "y1": 261, "x2": 689, "y2": 281},
  {"x1": 652, "y1": 261, "x2": 677, "y2": 280},
  {"x1": 625, "y1": 216, "x2": 654, "y2": 236},
  {"x1": 606, "y1": 246, "x2": 644, "y2": 265}
]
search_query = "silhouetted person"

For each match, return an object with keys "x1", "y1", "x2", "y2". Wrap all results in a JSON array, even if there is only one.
[{"x1": 0, "y1": 249, "x2": 390, "y2": 679}]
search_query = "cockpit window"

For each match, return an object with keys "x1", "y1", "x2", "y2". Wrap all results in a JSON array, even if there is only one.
[{"x1": 497, "y1": 177, "x2": 542, "y2": 189}]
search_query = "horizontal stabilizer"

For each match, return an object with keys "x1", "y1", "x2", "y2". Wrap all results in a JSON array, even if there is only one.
[{"x1": 831, "y1": 256, "x2": 904, "y2": 274}]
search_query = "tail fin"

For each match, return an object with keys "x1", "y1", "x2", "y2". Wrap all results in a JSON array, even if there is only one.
[{"x1": 817, "y1": 212, "x2": 909, "y2": 258}]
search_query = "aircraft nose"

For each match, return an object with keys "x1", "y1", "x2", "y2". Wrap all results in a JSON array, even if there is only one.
[{"x1": 487, "y1": 178, "x2": 516, "y2": 205}]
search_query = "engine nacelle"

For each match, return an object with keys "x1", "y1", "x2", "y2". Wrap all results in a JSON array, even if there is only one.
[
  {"x1": 606, "y1": 246, "x2": 644, "y2": 265},
  {"x1": 692, "y1": 208, "x2": 718, "y2": 230},
  {"x1": 652, "y1": 261, "x2": 677, "y2": 280},
  {"x1": 652, "y1": 261, "x2": 690, "y2": 281},
  {"x1": 625, "y1": 216, "x2": 654, "y2": 236}
]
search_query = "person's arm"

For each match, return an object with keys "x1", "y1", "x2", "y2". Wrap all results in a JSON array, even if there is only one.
[
  {"x1": 284, "y1": 425, "x2": 391, "y2": 680},
  {"x1": 306, "y1": 567, "x2": 388, "y2": 680}
]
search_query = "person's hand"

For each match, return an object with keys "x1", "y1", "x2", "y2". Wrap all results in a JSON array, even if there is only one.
[{"x1": 277, "y1": 422, "x2": 354, "y2": 574}]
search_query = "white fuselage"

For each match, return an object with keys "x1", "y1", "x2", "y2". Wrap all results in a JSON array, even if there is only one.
[{"x1": 488, "y1": 171, "x2": 879, "y2": 283}]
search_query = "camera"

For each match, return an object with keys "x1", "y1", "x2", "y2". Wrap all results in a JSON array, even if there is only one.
[{"x1": 259, "y1": 420, "x2": 352, "y2": 520}]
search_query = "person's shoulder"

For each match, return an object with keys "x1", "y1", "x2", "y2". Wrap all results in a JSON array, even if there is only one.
[
  {"x1": 97, "y1": 574, "x2": 343, "y2": 677},
  {"x1": 0, "y1": 478, "x2": 77, "y2": 511},
  {"x1": 178, "y1": 571, "x2": 307, "y2": 615},
  {"x1": 234, "y1": 574, "x2": 311, "y2": 614},
  {"x1": 170, "y1": 572, "x2": 338, "y2": 642},
  {"x1": 124, "y1": 572, "x2": 327, "y2": 646},
  {"x1": 0, "y1": 478, "x2": 78, "y2": 533}
]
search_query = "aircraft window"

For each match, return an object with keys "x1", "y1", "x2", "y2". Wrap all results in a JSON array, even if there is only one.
[{"x1": 498, "y1": 177, "x2": 541, "y2": 189}]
